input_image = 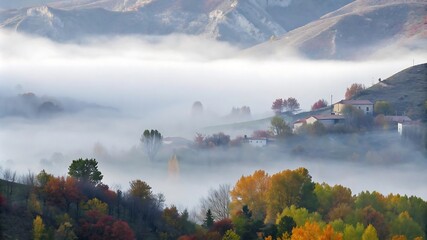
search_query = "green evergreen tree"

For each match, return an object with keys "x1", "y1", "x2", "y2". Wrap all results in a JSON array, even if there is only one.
[{"x1": 203, "y1": 209, "x2": 214, "y2": 229}]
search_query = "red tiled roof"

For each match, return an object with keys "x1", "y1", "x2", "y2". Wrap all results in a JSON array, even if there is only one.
[
  {"x1": 312, "y1": 114, "x2": 346, "y2": 120},
  {"x1": 293, "y1": 119, "x2": 307, "y2": 124},
  {"x1": 338, "y1": 100, "x2": 373, "y2": 105}
]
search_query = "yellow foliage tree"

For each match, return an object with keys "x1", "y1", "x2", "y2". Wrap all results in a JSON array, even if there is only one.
[
  {"x1": 291, "y1": 222, "x2": 342, "y2": 240},
  {"x1": 266, "y1": 168, "x2": 314, "y2": 223},
  {"x1": 362, "y1": 224, "x2": 379, "y2": 240},
  {"x1": 33, "y1": 215, "x2": 45, "y2": 240},
  {"x1": 230, "y1": 170, "x2": 270, "y2": 220},
  {"x1": 82, "y1": 198, "x2": 108, "y2": 215}
]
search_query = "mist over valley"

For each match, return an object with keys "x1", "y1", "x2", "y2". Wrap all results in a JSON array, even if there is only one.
[{"x1": 0, "y1": 1, "x2": 426, "y2": 239}]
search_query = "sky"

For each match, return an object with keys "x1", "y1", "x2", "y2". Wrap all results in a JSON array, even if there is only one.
[{"x1": 0, "y1": 29, "x2": 426, "y2": 210}]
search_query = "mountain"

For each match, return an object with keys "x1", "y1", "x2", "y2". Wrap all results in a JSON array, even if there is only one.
[
  {"x1": 0, "y1": 0, "x2": 352, "y2": 47},
  {"x1": 247, "y1": 0, "x2": 427, "y2": 59},
  {"x1": 353, "y1": 63, "x2": 427, "y2": 120}
]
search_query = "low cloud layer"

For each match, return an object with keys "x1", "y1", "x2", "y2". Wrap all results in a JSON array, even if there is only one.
[{"x1": 0, "y1": 30, "x2": 426, "y2": 209}]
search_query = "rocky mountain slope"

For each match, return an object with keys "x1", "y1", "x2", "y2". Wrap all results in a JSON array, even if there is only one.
[
  {"x1": 247, "y1": 0, "x2": 427, "y2": 59},
  {"x1": 0, "y1": 0, "x2": 425, "y2": 58},
  {"x1": 0, "y1": 0, "x2": 352, "y2": 47}
]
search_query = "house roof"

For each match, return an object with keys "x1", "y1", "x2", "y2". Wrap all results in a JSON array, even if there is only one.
[
  {"x1": 337, "y1": 100, "x2": 373, "y2": 105},
  {"x1": 311, "y1": 114, "x2": 346, "y2": 120},
  {"x1": 384, "y1": 116, "x2": 412, "y2": 123},
  {"x1": 293, "y1": 119, "x2": 307, "y2": 124}
]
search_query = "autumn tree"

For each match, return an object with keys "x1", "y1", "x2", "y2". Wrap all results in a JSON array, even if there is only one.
[
  {"x1": 362, "y1": 224, "x2": 379, "y2": 240},
  {"x1": 374, "y1": 101, "x2": 393, "y2": 115},
  {"x1": 345, "y1": 83, "x2": 365, "y2": 100},
  {"x1": 230, "y1": 170, "x2": 270, "y2": 221},
  {"x1": 68, "y1": 158, "x2": 103, "y2": 185},
  {"x1": 270, "y1": 116, "x2": 292, "y2": 138},
  {"x1": 129, "y1": 179, "x2": 152, "y2": 201},
  {"x1": 141, "y1": 129, "x2": 163, "y2": 161},
  {"x1": 360, "y1": 206, "x2": 388, "y2": 240},
  {"x1": 33, "y1": 215, "x2": 45, "y2": 240},
  {"x1": 222, "y1": 230, "x2": 240, "y2": 240},
  {"x1": 160, "y1": 206, "x2": 195, "y2": 239},
  {"x1": 200, "y1": 184, "x2": 231, "y2": 221},
  {"x1": 286, "y1": 97, "x2": 300, "y2": 113},
  {"x1": 389, "y1": 211, "x2": 425, "y2": 240},
  {"x1": 343, "y1": 223, "x2": 364, "y2": 240},
  {"x1": 82, "y1": 198, "x2": 109, "y2": 215},
  {"x1": 79, "y1": 210, "x2": 135, "y2": 240},
  {"x1": 291, "y1": 222, "x2": 342, "y2": 240},
  {"x1": 311, "y1": 99, "x2": 328, "y2": 110},
  {"x1": 212, "y1": 218, "x2": 234, "y2": 236},
  {"x1": 194, "y1": 132, "x2": 231, "y2": 148},
  {"x1": 266, "y1": 168, "x2": 318, "y2": 223},
  {"x1": 272, "y1": 98, "x2": 284, "y2": 115},
  {"x1": 251, "y1": 130, "x2": 271, "y2": 138},
  {"x1": 277, "y1": 205, "x2": 321, "y2": 227},
  {"x1": 55, "y1": 222, "x2": 77, "y2": 240}
]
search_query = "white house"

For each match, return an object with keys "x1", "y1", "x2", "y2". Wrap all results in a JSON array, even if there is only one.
[
  {"x1": 243, "y1": 136, "x2": 268, "y2": 147},
  {"x1": 398, "y1": 121, "x2": 420, "y2": 136},
  {"x1": 333, "y1": 100, "x2": 374, "y2": 115}
]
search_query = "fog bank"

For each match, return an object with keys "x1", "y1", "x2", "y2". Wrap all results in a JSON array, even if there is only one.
[{"x1": 1, "y1": 30, "x2": 426, "y2": 209}]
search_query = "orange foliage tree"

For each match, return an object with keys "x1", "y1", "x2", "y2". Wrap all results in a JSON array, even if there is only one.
[
  {"x1": 230, "y1": 170, "x2": 270, "y2": 220},
  {"x1": 291, "y1": 222, "x2": 342, "y2": 240}
]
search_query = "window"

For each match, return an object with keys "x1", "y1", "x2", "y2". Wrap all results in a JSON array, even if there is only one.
[{"x1": 366, "y1": 107, "x2": 369, "y2": 111}]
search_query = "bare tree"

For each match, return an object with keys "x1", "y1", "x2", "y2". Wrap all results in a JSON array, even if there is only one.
[
  {"x1": 2, "y1": 168, "x2": 17, "y2": 199},
  {"x1": 199, "y1": 184, "x2": 231, "y2": 221}
]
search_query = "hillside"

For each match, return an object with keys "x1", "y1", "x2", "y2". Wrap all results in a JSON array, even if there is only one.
[
  {"x1": 203, "y1": 63, "x2": 426, "y2": 133},
  {"x1": 247, "y1": 0, "x2": 427, "y2": 59},
  {"x1": 353, "y1": 63, "x2": 427, "y2": 120}
]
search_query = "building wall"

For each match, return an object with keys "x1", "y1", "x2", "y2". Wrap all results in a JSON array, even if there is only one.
[
  {"x1": 293, "y1": 122, "x2": 305, "y2": 132},
  {"x1": 333, "y1": 103, "x2": 373, "y2": 115},
  {"x1": 306, "y1": 116, "x2": 317, "y2": 125},
  {"x1": 319, "y1": 119, "x2": 336, "y2": 127},
  {"x1": 248, "y1": 139, "x2": 267, "y2": 147}
]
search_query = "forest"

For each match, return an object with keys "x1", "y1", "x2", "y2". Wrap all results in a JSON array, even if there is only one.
[{"x1": 1, "y1": 159, "x2": 426, "y2": 240}]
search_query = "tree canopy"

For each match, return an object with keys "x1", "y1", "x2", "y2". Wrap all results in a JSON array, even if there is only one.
[{"x1": 68, "y1": 158, "x2": 103, "y2": 185}]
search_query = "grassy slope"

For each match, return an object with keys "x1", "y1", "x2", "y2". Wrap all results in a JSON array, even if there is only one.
[{"x1": 353, "y1": 63, "x2": 427, "y2": 120}]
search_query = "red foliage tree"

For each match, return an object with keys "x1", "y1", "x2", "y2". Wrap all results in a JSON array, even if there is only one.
[
  {"x1": 45, "y1": 177, "x2": 66, "y2": 208},
  {"x1": 80, "y1": 210, "x2": 135, "y2": 240},
  {"x1": 345, "y1": 83, "x2": 365, "y2": 100},
  {"x1": 311, "y1": 99, "x2": 328, "y2": 110},
  {"x1": 272, "y1": 98, "x2": 284, "y2": 114},
  {"x1": 110, "y1": 220, "x2": 135, "y2": 240},
  {"x1": 212, "y1": 218, "x2": 233, "y2": 236},
  {"x1": 252, "y1": 130, "x2": 271, "y2": 138}
]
